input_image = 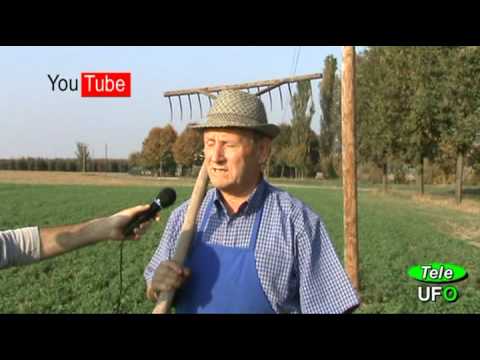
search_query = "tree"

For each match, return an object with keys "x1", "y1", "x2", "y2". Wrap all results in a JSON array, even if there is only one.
[
  {"x1": 119, "y1": 160, "x2": 129, "y2": 173},
  {"x1": 26, "y1": 157, "x2": 34, "y2": 171},
  {"x1": 141, "y1": 125, "x2": 178, "y2": 176},
  {"x1": 270, "y1": 123, "x2": 292, "y2": 177},
  {"x1": 399, "y1": 47, "x2": 446, "y2": 195},
  {"x1": 47, "y1": 159, "x2": 55, "y2": 171},
  {"x1": 66, "y1": 159, "x2": 78, "y2": 172},
  {"x1": 319, "y1": 55, "x2": 339, "y2": 178},
  {"x1": 128, "y1": 151, "x2": 143, "y2": 169},
  {"x1": 54, "y1": 158, "x2": 66, "y2": 171},
  {"x1": 357, "y1": 47, "x2": 403, "y2": 192},
  {"x1": 3, "y1": 159, "x2": 10, "y2": 170},
  {"x1": 438, "y1": 46, "x2": 480, "y2": 203},
  {"x1": 358, "y1": 47, "x2": 445, "y2": 194},
  {"x1": 306, "y1": 129, "x2": 320, "y2": 176},
  {"x1": 331, "y1": 71, "x2": 342, "y2": 176},
  {"x1": 467, "y1": 141, "x2": 480, "y2": 180},
  {"x1": 110, "y1": 160, "x2": 119, "y2": 172},
  {"x1": 172, "y1": 124, "x2": 203, "y2": 176},
  {"x1": 18, "y1": 158, "x2": 28, "y2": 170},
  {"x1": 37, "y1": 158, "x2": 48, "y2": 171},
  {"x1": 290, "y1": 80, "x2": 315, "y2": 179},
  {"x1": 75, "y1": 142, "x2": 90, "y2": 172},
  {"x1": 435, "y1": 138, "x2": 457, "y2": 184}
]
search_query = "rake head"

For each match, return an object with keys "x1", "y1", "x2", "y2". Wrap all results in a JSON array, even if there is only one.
[{"x1": 163, "y1": 72, "x2": 322, "y2": 122}]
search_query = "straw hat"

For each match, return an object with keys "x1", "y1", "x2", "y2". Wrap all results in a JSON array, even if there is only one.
[{"x1": 189, "y1": 90, "x2": 280, "y2": 139}]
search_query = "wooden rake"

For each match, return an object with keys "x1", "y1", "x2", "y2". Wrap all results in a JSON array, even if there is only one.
[{"x1": 164, "y1": 72, "x2": 322, "y2": 122}]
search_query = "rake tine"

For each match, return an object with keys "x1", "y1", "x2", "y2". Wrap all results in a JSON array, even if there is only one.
[
  {"x1": 268, "y1": 89, "x2": 273, "y2": 112},
  {"x1": 178, "y1": 96, "x2": 184, "y2": 121},
  {"x1": 278, "y1": 85, "x2": 284, "y2": 110},
  {"x1": 168, "y1": 96, "x2": 173, "y2": 122},
  {"x1": 208, "y1": 96, "x2": 212, "y2": 107},
  {"x1": 188, "y1": 94, "x2": 193, "y2": 120},
  {"x1": 197, "y1": 93, "x2": 203, "y2": 118},
  {"x1": 287, "y1": 82, "x2": 293, "y2": 99}
]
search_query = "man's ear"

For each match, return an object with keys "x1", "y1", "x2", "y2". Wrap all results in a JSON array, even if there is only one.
[{"x1": 258, "y1": 138, "x2": 272, "y2": 165}]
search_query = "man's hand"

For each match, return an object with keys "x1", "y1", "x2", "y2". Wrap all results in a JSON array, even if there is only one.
[
  {"x1": 107, "y1": 204, "x2": 160, "y2": 241},
  {"x1": 148, "y1": 260, "x2": 191, "y2": 301}
]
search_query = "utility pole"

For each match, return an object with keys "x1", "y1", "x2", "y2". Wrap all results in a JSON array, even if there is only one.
[{"x1": 342, "y1": 46, "x2": 359, "y2": 290}]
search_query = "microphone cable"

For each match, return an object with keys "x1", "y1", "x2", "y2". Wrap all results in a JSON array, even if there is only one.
[{"x1": 114, "y1": 188, "x2": 176, "y2": 314}]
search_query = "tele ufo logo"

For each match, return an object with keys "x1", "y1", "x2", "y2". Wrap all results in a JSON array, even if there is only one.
[{"x1": 407, "y1": 262, "x2": 468, "y2": 303}]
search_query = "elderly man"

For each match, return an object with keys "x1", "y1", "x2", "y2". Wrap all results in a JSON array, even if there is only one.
[{"x1": 144, "y1": 90, "x2": 360, "y2": 313}]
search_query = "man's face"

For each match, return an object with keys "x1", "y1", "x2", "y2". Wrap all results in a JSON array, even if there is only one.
[{"x1": 203, "y1": 128, "x2": 270, "y2": 194}]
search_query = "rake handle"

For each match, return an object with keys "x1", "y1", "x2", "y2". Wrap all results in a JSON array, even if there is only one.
[{"x1": 152, "y1": 161, "x2": 209, "y2": 314}]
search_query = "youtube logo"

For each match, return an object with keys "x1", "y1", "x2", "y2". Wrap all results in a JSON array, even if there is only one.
[{"x1": 48, "y1": 72, "x2": 131, "y2": 97}]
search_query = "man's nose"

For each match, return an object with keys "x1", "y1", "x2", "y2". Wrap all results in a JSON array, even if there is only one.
[{"x1": 211, "y1": 143, "x2": 225, "y2": 163}]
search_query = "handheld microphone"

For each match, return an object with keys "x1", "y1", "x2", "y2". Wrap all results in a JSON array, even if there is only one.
[{"x1": 122, "y1": 188, "x2": 177, "y2": 237}]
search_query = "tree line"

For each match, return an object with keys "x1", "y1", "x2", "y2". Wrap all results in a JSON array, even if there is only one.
[
  {"x1": 0, "y1": 142, "x2": 128, "y2": 172},
  {"x1": 0, "y1": 157, "x2": 129, "y2": 172}
]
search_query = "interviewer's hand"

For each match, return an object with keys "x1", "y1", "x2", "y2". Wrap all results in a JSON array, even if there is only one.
[{"x1": 107, "y1": 204, "x2": 160, "y2": 241}]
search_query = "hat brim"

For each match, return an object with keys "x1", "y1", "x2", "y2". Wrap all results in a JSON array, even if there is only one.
[{"x1": 189, "y1": 118, "x2": 280, "y2": 139}]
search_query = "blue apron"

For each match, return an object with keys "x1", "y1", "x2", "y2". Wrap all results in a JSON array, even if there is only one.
[{"x1": 175, "y1": 189, "x2": 275, "y2": 314}]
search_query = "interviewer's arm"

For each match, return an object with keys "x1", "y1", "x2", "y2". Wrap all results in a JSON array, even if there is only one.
[
  {"x1": 0, "y1": 204, "x2": 157, "y2": 270},
  {"x1": 39, "y1": 204, "x2": 151, "y2": 258}
]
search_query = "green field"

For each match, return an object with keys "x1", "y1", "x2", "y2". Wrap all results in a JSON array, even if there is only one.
[{"x1": 1, "y1": 181, "x2": 479, "y2": 314}]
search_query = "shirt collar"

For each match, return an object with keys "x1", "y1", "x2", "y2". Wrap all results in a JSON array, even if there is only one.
[{"x1": 213, "y1": 177, "x2": 268, "y2": 216}]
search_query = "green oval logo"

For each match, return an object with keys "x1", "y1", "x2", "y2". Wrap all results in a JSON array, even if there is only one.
[{"x1": 407, "y1": 263, "x2": 468, "y2": 283}]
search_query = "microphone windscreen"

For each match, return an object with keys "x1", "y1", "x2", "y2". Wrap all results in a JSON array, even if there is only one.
[{"x1": 158, "y1": 188, "x2": 176, "y2": 208}]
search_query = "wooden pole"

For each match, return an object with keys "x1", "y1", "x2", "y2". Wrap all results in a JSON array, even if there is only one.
[
  {"x1": 152, "y1": 161, "x2": 210, "y2": 314},
  {"x1": 341, "y1": 46, "x2": 359, "y2": 290}
]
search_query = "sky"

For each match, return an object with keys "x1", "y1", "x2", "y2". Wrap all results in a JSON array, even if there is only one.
[{"x1": 0, "y1": 46, "x2": 345, "y2": 159}]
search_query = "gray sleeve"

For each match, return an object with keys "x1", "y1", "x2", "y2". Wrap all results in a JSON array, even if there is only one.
[{"x1": 0, "y1": 226, "x2": 42, "y2": 270}]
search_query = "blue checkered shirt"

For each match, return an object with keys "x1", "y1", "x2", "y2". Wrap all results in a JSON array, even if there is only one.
[{"x1": 144, "y1": 178, "x2": 360, "y2": 314}]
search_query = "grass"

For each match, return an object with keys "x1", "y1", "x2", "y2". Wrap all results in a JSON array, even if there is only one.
[{"x1": 0, "y1": 180, "x2": 479, "y2": 314}]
